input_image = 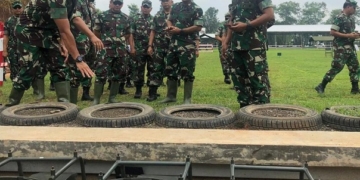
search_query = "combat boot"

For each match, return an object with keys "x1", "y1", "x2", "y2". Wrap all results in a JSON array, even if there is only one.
[
  {"x1": 32, "y1": 79, "x2": 39, "y2": 95},
  {"x1": 81, "y1": 87, "x2": 94, "y2": 101},
  {"x1": 224, "y1": 74, "x2": 231, "y2": 84},
  {"x1": 118, "y1": 83, "x2": 129, "y2": 95},
  {"x1": 161, "y1": 80, "x2": 178, "y2": 103},
  {"x1": 351, "y1": 82, "x2": 359, "y2": 94},
  {"x1": 183, "y1": 81, "x2": 193, "y2": 104},
  {"x1": 5, "y1": 88, "x2": 25, "y2": 107},
  {"x1": 35, "y1": 78, "x2": 45, "y2": 100},
  {"x1": 146, "y1": 86, "x2": 158, "y2": 102},
  {"x1": 93, "y1": 82, "x2": 104, "y2": 105},
  {"x1": 315, "y1": 79, "x2": 328, "y2": 94},
  {"x1": 125, "y1": 77, "x2": 133, "y2": 88},
  {"x1": 54, "y1": 81, "x2": 70, "y2": 102},
  {"x1": 108, "y1": 81, "x2": 120, "y2": 103},
  {"x1": 134, "y1": 85, "x2": 142, "y2": 99},
  {"x1": 70, "y1": 88, "x2": 78, "y2": 104}
]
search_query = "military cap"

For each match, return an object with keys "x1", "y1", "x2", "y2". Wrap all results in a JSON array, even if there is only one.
[
  {"x1": 346, "y1": 0, "x2": 358, "y2": 7},
  {"x1": 12, "y1": 1, "x2": 22, "y2": 8},
  {"x1": 142, "y1": 0, "x2": 152, "y2": 8}
]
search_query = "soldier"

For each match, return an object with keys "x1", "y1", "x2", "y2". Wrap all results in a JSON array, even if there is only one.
[
  {"x1": 315, "y1": 0, "x2": 360, "y2": 94},
  {"x1": 68, "y1": 0, "x2": 103, "y2": 104},
  {"x1": 130, "y1": 0, "x2": 153, "y2": 99},
  {"x1": 222, "y1": 0, "x2": 275, "y2": 108},
  {"x1": 93, "y1": 0, "x2": 134, "y2": 105},
  {"x1": 161, "y1": 0, "x2": 204, "y2": 104},
  {"x1": 215, "y1": 13, "x2": 231, "y2": 85},
  {"x1": 147, "y1": 0, "x2": 173, "y2": 102},
  {"x1": 6, "y1": 0, "x2": 97, "y2": 106}
]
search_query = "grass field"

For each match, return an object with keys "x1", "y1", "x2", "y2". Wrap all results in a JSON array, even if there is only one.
[{"x1": 0, "y1": 48, "x2": 359, "y2": 113}]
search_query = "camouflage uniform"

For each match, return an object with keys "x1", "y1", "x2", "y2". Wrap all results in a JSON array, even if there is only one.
[
  {"x1": 9, "y1": 0, "x2": 78, "y2": 105},
  {"x1": 160, "y1": 1, "x2": 203, "y2": 104},
  {"x1": 130, "y1": 10, "x2": 153, "y2": 97},
  {"x1": 92, "y1": 5, "x2": 130, "y2": 104},
  {"x1": 229, "y1": 0, "x2": 273, "y2": 106},
  {"x1": 4, "y1": 16, "x2": 20, "y2": 81},
  {"x1": 215, "y1": 22, "x2": 231, "y2": 83},
  {"x1": 315, "y1": 0, "x2": 360, "y2": 94}
]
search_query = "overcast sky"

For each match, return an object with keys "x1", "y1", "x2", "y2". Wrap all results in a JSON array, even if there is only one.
[{"x1": 94, "y1": 0, "x2": 343, "y2": 21}]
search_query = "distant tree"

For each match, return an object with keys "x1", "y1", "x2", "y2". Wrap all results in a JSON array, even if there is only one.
[
  {"x1": 275, "y1": 1, "x2": 301, "y2": 25},
  {"x1": 324, "y1": 9, "x2": 342, "y2": 24},
  {"x1": 203, "y1": 7, "x2": 220, "y2": 33},
  {"x1": 299, "y1": 2, "x2": 327, "y2": 25},
  {"x1": 128, "y1": 3, "x2": 139, "y2": 17}
]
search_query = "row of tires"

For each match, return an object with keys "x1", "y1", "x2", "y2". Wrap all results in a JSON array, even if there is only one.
[{"x1": 0, "y1": 103, "x2": 359, "y2": 131}]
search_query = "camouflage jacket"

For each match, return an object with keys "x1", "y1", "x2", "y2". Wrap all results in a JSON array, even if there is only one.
[
  {"x1": 331, "y1": 13, "x2": 356, "y2": 49},
  {"x1": 16, "y1": 0, "x2": 77, "y2": 48},
  {"x1": 130, "y1": 13, "x2": 153, "y2": 54},
  {"x1": 150, "y1": 10, "x2": 171, "y2": 49},
  {"x1": 168, "y1": 1, "x2": 204, "y2": 49},
  {"x1": 70, "y1": 0, "x2": 91, "y2": 49},
  {"x1": 215, "y1": 25, "x2": 225, "y2": 49},
  {"x1": 94, "y1": 10, "x2": 130, "y2": 57},
  {"x1": 230, "y1": 0, "x2": 273, "y2": 51},
  {"x1": 4, "y1": 15, "x2": 19, "y2": 51}
]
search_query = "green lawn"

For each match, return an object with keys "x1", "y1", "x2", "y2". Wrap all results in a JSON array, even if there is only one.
[{"x1": 0, "y1": 48, "x2": 358, "y2": 113}]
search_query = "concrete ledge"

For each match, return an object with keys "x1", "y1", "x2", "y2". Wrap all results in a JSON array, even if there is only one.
[{"x1": 0, "y1": 127, "x2": 360, "y2": 167}]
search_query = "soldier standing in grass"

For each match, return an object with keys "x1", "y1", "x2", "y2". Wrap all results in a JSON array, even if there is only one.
[
  {"x1": 6, "y1": 0, "x2": 96, "y2": 107},
  {"x1": 68, "y1": 0, "x2": 103, "y2": 104},
  {"x1": 222, "y1": 0, "x2": 275, "y2": 108},
  {"x1": 130, "y1": 0, "x2": 153, "y2": 99},
  {"x1": 215, "y1": 13, "x2": 232, "y2": 85},
  {"x1": 161, "y1": 0, "x2": 204, "y2": 104},
  {"x1": 315, "y1": 0, "x2": 360, "y2": 95},
  {"x1": 147, "y1": 0, "x2": 173, "y2": 102},
  {"x1": 93, "y1": 0, "x2": 134, "y2": 105}
]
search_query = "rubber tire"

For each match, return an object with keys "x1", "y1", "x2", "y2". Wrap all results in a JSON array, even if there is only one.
[
  {"x1": 237, "y1": 104, "x2": 322, "y2": 130},
  {"x1": 156, "y1": 104, "x2": 236, "y2": 129},
  {"x1": 0, "y1": 102, "x2": 79, "y2": 126},
  {"x1": 321, "y1": 106, "x2": 360, "y2": 131},
  {"x1": 77, "y1": 102, "x2": 156, "y2": 128}
]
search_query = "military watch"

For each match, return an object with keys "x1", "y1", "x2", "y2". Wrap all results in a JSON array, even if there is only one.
[{"x1": 75, "y1": 55, "x2": 84, "y2": 63}]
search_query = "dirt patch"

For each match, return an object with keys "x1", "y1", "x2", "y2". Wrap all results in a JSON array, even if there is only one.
[
  {"x1": 15, "y1": 107, "x2": 65, "y2": 116},
  {"x1": 172, "y1": 110, "x2": 220, "y2": 118},
  {"x1": 253, "y1": 108, "x2": 306, "y2": 117},
  {"x1": 91, "y1": 108, "x2": 142, "y2": 118}
]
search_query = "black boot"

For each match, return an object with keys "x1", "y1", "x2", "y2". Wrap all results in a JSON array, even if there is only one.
[
  {"x1": 81, "y1": 87, "x2": 94, "y2": 101},
  {"x1": 134, "y1": 85, "x2": 142, "y2": 99},
  {"x1": 224, "y1": 74, "x2": 231, "y2": 84},
  {"x1": 70, "y1": 88, "x2": 78, "y2": 104},
  {"x1": 93, "y1": 82, "x2": 104, "y2": 105},
  {"x1": 49, "y1": 81, "x2": 55, "y2": 91},
  {"x1": 161, "y1": 80, "x2": 178, "y2": 103},
  {"x1": 146, "y1": 86, "x2": 158, "y2": 102},
  {"x1": 119, "y1": 83, "x2": 129, "y2": 95},
  {"x1": 5, "y1": 88, "x2": 25, "y2": 107},
  {"x1": 54, "y1": 81, "x2": 70, "y2": 102},
  {"x1": 315, "y1": 79, "x2": 328, "y2": 94},
  {"x1": 125, "y1": 77, "x2": 133, "y2": 88},
  {"x1": 351, "y1": 82, "x2": 359, "y2": 94}
]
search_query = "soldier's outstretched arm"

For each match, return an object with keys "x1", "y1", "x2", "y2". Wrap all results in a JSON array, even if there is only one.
[
  {"x1": 147, "y1": 30, "x2": 155, "y2": 56},
  {"x1": 54, "y1": 19, "x2": 95, "y2": 78},
  {"x1": 2, "y1": 35, "x2": 9, "y2": 57},
  {"x1": 72, "y1": 17, "x2": 104, "y2": 50}
]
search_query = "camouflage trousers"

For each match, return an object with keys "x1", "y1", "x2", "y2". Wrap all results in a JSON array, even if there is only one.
[
  {"x1": 131, "y1": 53, "x2": 152, "y2": 86},
  {"x1": 94, "y1": 52, "x2": 127, "y2": 84},
  {"x1": 164, "y1": 47, "x2": 196, "y2": 82},
  {"x1": 323, "y1": 48, "x2": 359, "y2": 83},
  {"x1": 69, "y1": 42, "x2": 93, "y2": 88},
  {"x1": 218, "y1": 48, "x2": 231, "y2": 75},
  {"x1": 148, "y1": 49, "x2": 166, "y2": 87},
  {"x1": 14, "y1": 42, "x2": 68, "y2": 90},
  {"x1": 126, "y1": 54, "x2": 133, "y2": 80},
  {"x1": 230, "y1": 50, "x2": 271, "y2": 105},
  {"x1": 6, "y1": 49, "x2": 20, "y2": 81}
]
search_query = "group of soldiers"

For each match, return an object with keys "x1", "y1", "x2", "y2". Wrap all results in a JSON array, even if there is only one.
[{"x1": 2, "y1": 0, "x2": 276, "y2": 108}]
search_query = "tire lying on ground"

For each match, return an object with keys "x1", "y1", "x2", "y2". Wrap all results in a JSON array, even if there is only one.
[
  {"x1": 0, "y1": 102, "x2": 79, "y2": 126},
  {"x1": 156, "y1": 104, "x2": 236, "y2": 129},
  {"x1": 237, "y1": 104, "x2": 322, "y2": 130},
  {"x1": 78, "y1": 102, "x2": 156, "y2": 128},
  {"x1": 321, "y1": 106, "x2": 360, "y2": 131}
]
